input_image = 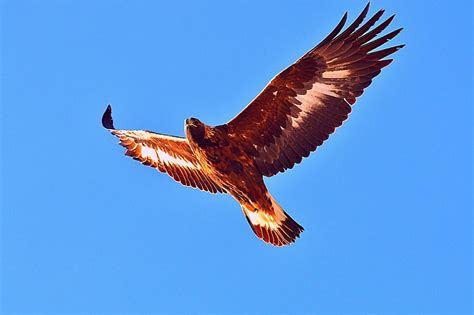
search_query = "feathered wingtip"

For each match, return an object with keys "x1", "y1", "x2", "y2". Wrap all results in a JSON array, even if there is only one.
[{"x1": 102, "y1": 105, "x2": 115, "y2": 129}]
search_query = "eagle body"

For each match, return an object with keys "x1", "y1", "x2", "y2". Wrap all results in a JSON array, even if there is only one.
[
  {"x1": 185, "y1": 119, "x2": 302, "y2": 244},
  {"x1": 102, "y1": 3, "x2": 403, "y2": 246}
]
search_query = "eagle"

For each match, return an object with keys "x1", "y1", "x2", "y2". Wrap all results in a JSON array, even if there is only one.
[{"x1": 102, "y1": 3, "x2": 403, "y2": 246}]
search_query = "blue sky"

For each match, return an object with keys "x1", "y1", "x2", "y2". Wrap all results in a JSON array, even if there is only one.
[{"x1": 1, "y1": 0, "x2": 472, "y2": 314}]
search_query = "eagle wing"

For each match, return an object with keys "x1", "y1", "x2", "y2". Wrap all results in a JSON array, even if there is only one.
[
  {"x1": 226, "y1": 3, "x2": 404, "y2": 177},
  {"x1": 102, "y1": 106, "x2": 224, "y2": 194}
]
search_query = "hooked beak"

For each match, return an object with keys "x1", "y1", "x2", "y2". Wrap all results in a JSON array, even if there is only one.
[{"x1": 186, "y1": 118, "x2": 198, "y2": 127}]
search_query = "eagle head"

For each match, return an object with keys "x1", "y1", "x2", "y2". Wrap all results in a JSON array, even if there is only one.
[{"x1": 185, "y1": 117, "x2": 206, "y2": 143}]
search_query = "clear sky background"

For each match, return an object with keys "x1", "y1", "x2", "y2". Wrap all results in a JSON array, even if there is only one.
[{"x1": 1, "y1": 0, "x2": 472, "y2": 314}]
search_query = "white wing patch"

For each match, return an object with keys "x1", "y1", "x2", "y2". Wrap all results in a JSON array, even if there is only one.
[
  {"x1": 140, "y1": 145, "x2": 158, "y2": 161},
  {"x1": 112, "y1": 130, "x2": 198, "y2": 170},
  {"x1": 306, "y1": 82, "x2": 340, "y2": 98},
  {"x1": 291, "y1": 78, "x2": 348, "y2": 129},
  {"x1": 156, "y1": 148, "x2": 196, "y2": 169},
  {"x1": 260, "y1": 77, "x2": 347, "y2": 161},
  {"x1": 322, "y1": 69, "x2": 351, "y2": 78},
  {"x1": 103, "y1": 106, "x2": 224, "y2": 194},
  {"x1": 293, "y1": 87, "x2": 326, "y2": 126}
]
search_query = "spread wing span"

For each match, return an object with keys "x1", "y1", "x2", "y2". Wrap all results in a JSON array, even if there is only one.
[
  {"x1": 102, "y1": 105, "x2": 224, "y2": 194},
  {"x1": 226, "y1": 3, "x2": 404, "y2": 177}
]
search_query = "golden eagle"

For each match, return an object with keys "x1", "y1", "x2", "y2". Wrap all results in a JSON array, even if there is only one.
[{"x1": 102, "y1": 3, "x2": 403, "y2": 246}]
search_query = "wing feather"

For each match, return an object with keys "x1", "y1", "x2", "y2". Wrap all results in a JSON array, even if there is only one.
[
  {"x1": 225, "y1": 4, "x2": 404, "y2": 177},
  {"x1": 102, "y1": 106, "x2": 224, "y2": 194}
]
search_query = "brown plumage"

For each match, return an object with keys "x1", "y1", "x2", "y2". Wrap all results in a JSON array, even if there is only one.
[{"x1": 102, "y1": 3, "x2": 403, "y2": 246}]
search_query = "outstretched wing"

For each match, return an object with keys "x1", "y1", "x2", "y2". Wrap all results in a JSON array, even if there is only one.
[
  {"x1": 226, "y1": 3, "x2": 404, "y2": 177},
  {"x1": 102, "y1": 105, "x2": 224, "y2": 194}
]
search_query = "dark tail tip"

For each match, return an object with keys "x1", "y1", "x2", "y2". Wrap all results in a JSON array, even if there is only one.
[{"x1": 102, "y1": 105, "x2": 114, "y2": 129}]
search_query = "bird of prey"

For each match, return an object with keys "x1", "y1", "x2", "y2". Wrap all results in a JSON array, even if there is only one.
[{"x1": 102, "y1": 3, "x2": 403, "y2": 246}]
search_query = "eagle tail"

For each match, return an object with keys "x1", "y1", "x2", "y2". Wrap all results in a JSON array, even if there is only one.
[{"x1": 242, "y1": 194, "x2": 304, "y2": 246}]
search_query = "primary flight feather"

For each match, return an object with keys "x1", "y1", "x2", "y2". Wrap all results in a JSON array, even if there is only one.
[{"x1": 102, "y1": 3, "x2": 404, "y2": 246}]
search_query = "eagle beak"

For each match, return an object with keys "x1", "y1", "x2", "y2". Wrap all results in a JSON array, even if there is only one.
[{"x1": 186, "y1": 118, "x2": 198, "y2": 127}]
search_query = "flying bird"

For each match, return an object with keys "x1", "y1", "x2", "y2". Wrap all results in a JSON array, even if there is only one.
[{"x1": 102, "y1": 3, "x2": 403, "y2": 246}]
